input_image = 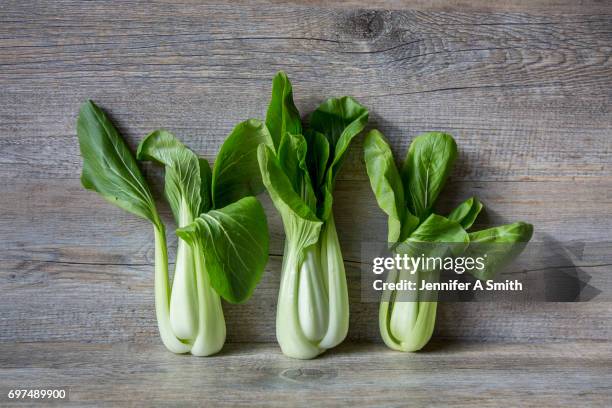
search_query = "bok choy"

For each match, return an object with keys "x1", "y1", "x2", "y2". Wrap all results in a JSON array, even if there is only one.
[
  {"x1": 364, "y1": 129, "x2": 533, "y2": 351},
  {"x1": 77, "y1": 101, "x2": 271, "y2": 356},
  {"x1": 257, "y1": 72, "x2": 369, "y2": 359}
]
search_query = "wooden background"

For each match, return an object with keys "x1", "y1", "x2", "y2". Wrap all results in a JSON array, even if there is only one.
[{"x1": 1, "y1": 1, "x2": 610, "y2": 406}]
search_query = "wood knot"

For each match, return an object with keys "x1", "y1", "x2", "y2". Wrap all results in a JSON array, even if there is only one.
[
  {"x1": 280, "y1": 367, "x2": 337, "y2": 383},
  {"x1": 347, "y1": 10, "x2": 386, "y2": 40}
]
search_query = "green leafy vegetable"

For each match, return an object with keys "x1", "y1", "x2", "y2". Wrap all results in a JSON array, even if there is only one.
[
  {"x1": 402, "y1": 132, "x2": 457, "y2": 221},
  {"x1": 137, "y1": 130, "x2": 203, "y2": 342},
  {"x1": 407, "y1": 214, "x2": 469, "y2": 244},
  {"x1": 177, "y1": 197, "x2": 269, "y2": 304},
  {"x1": 77, "y1": 101, "x2": 189, "y2": 354},
  {"x1": 364, "y1": 129, "x2": 533, "y2": 352},
  {"x1": 448, "y1": 196, "x2": 483, "y2": 230},
  {"x1": 212, "y1": 119, "x2": 274, "y2": 208},
  {"x1": 77, "y1": 100, "x2": 271, "y2": 356},
  {"x1": 258, "y1": 72, "x2": 368, "y2": 359},
  {"x1": 467, "y1": 222, "x2": 533, "y2": 280},
  {"x1": 265, "y1": 71, "x2": 302, "y2": 150},
  {"x1": 138, "y1": 121, "x2": 272, "y2": 356},
  {"x1": 78, "y1": 101, "x2": 161, "y2": 227}
]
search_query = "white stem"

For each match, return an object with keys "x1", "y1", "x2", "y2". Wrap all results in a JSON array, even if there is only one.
[
  {"x1": 389, "y1": 265, "x2": 419, "y2": 341},
  {"x1": 297, "y1": 245, "x2": 328, "y2": 342},
  {"x1": 169, "y1": 238, "x2": 199, "y2": 340},
  {"x1": 381, "y1": 253, "x2": 438, "y2": 352},
  {"x1": 153, "y1": 226, "x2": 191, "y2": 354},
  {"x1": 190, "y1": 243, "x2": 226, "y2": 356},
  {"x1": 169, "y1": 198, "x2": 199, "y2": 341},
  {"x1": 276, "y1": 242, "x2": 322, "y2": 359},
  {"x1": 318, "y1": 215, "x2": 349, "y2": 349}
]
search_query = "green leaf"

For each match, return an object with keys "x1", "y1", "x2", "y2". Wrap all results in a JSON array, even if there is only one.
[
  {"x1": 407, "y1": 214, "x2": 469, "y2": 244},
  {"x1": 176, "y1": 197, "x2": 269, "y2": 304},
  {"x1": 137, "y1": 130, "x2": 201, "y2": 225},
  {"x1": 212, "y1": 119, "x2": 273, "y2": 209},
  {"x1": 469, "y1": 221, "x2": 533, "y2": 244},
  {"x1": 304, "y1": 130, "x2": 330, "y2": 189},
  {"x1": 266, "y1": 71, "x2": 302, "y2": 150},
  {"x1": 316, "y1": 185, "x2": 333, "y2": 221},
  {"x1": 402, "y1": 132, "x2": 457, "y2": 221},
  {"x1": 309, "y1": 96, "x2": 368, "y2": 221},
  {"x1": 257, "y1": 144, "x2": 320, "y2": 224},
  {"x1": 277, "y1": 132, "x2": 317, "y2": 210},
  {"x1": 198, "y1": 158, "x2": 213, "y2": 214},
  {"x1": 77, "y1": 100, "x2": 159, "y2": 226},
  {"x1": 364, "y1": 130, "x2": 418, "y2": 242},
  {"x1": 398, "y1": 214, "x2": 469, "y2": 261},
  {"x1": 448, "y1": 196, "x2": 483, "y2": 230},
  {"x1": 467, "y1": 222, "x2": 533, "y2": 280},
  {"x1": 310, "y1": 96, "x2": 369, "y2": 183}
]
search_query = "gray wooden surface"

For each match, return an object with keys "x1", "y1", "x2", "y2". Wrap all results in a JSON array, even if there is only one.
[
  {"x1": 1, "y1": 341, "x2": 611, "y2": 407},
  {"x1": 0, "y1": 1, "x2": 611, "y2": 405}
]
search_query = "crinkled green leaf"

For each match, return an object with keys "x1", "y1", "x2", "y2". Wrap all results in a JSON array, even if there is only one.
[
  {"x1": 212, "y1": 119, "x2": 273, "y2": 209},
  {"x1": 304, "y1": 129, "x2": 330, "y2": 189},
  {"x1": 448, "y1": 196, "x2": 483, "y2": 230},
  {"x1": 77, "y1": 100, "x2": 160, "y2": 227},
  {"x1": 310, "y1": 96, "x2": 368, "y2": 221},
  {"x1": 198, "y1": 158, "x2": 213, "y2": 214},
  {"x1": 266, "y1": 71, "x2": 302, "y2": 150},
  {"x1": 310, "y1": 96, "x2": 369, "y2": 183},
  {"x1": 364, "y1": 130, "x2": 418, "y2": 242},
  {"x1": 402, "y1": 132, "x2": 457, "y2": 221},
  {"x1": 176, "y1": 197, "x2": 269, "y2": 304},
  {"x1": 137, "y1": 130, "x2": 201, "y2": 225},
  {"x1": 316, "y1": 183, "x2": 335, "y2": 223},
  {"x1": 469, "y1": 221, "x2": 533, "y2": 244},
  {"x1": 407, "y1": 214, "x2": 469, "y2": 244},
  {"x1": 278, "y1": 132, "x2": 317, "y2": 211},
  {"x1": 262, "y1": 73, "x2": 368, "y2": 223},
  {"x1": 467, "y1": 222, "x2": 534, "y2": 280},
  {"x1": 257, "y1": 144, "x2": 320, "y2": 224}
]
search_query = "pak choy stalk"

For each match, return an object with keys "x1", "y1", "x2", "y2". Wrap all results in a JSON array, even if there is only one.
[
  {"x1": 77, "y1": 101, "x2": 271, "y2": 355},
  {"x1": 258, "y1": 72, "x2": 368, "y2": 359},
  {"x1": 364, "y1": 130, "x2": 533, "y2": 351},
  {"x1": 138, "y1": 121, "x2": 272, "y2": 355}
]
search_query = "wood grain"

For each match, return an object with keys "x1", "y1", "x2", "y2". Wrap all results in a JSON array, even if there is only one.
[
  {"x1": 2, "y1": 256, "x2": 610, "y2": 344},
  {"x1": 252, "y1": 0, "x2": 612, "y2": 14},
  {"x1": 1, "y1": 1, "x2": 611, "y2": 350},
  {"x1": 1, "y1": 341, "x2": 611, "y2": 407}
]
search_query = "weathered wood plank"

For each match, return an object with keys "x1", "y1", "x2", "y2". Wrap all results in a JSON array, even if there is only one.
[
  {"x1": 1, "y1": 341, "x2": 610, "y2": 407},
  {"x1": 1, "y1": 255, "x2": 610, "y2": 344},
  {"x1": 255, "y1": 0, "x2": 612, "y2": 14},
  {"x1": 1, "y1": 85, "x2": 611, "y2": 181},
  {"x1": 2, "y1": 178, "x2": 611, "y2": 264},
  {"x1": 0, "y1": 3, "x2": 610, "y2": 181}
]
